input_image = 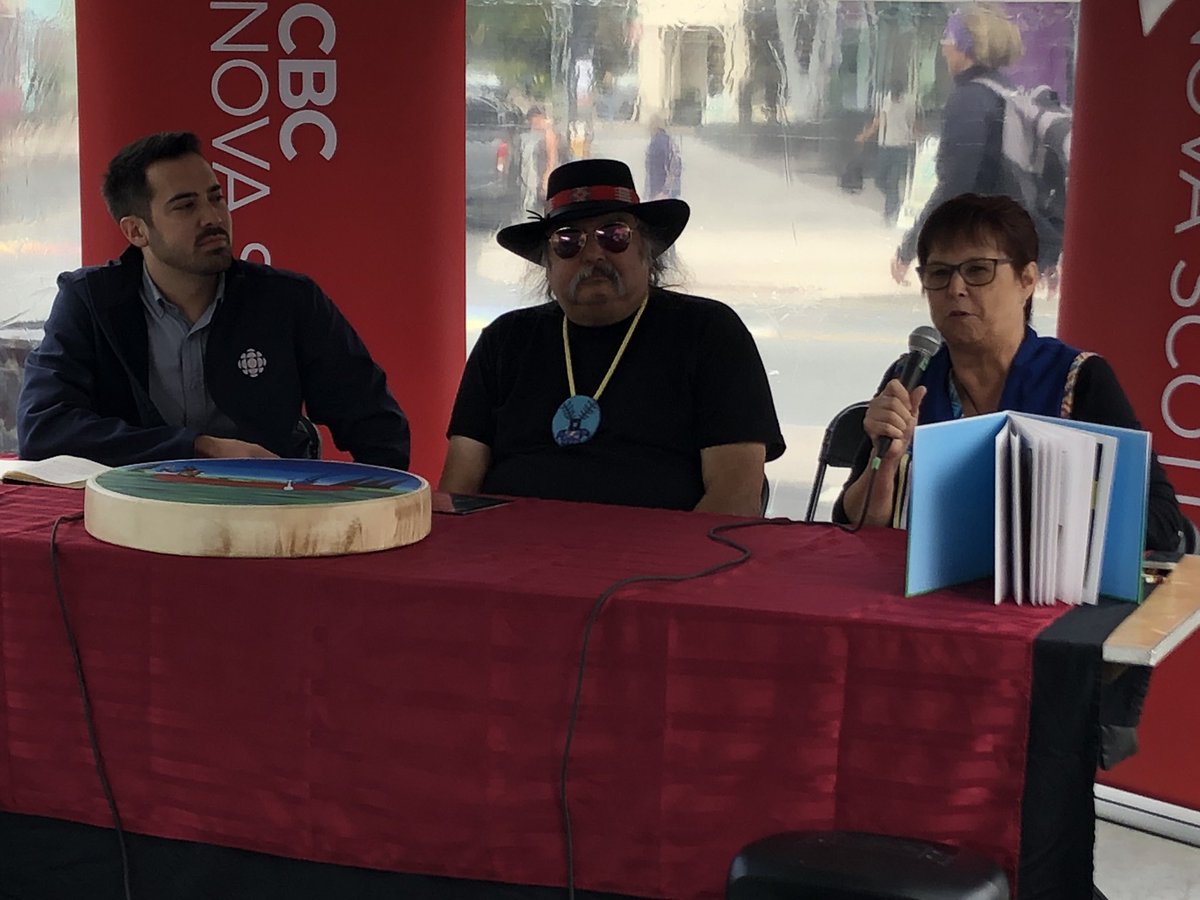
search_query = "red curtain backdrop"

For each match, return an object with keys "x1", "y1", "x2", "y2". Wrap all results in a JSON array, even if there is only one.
[
  {"x1": 74, "y1": 2, "x2": 465, "y2": 480},
  {"x1": 1060, "y1": 0, "x2": 1199, "y2": 522},
  {"x1": 1061, "y1": 0, "x2": 1200, "y2": 812}
]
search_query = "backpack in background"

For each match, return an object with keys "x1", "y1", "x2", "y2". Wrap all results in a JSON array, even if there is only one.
[{"x1": 974, "y1": 77, "x2": 1072, "y2": 230}]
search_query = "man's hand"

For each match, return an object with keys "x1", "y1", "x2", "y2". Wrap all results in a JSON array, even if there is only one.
[
  {"x1": 695, "y1": 442, "x2": 768, "y2": 517},
  {"x1": 438, "y1": 435, "x2": 491, "y2": 495},
  {"x1": 194, "y1": 435, "x2": 278, "y2": 459},
  {"x1": 890, "y1": 255, "x2": 912, "y2": 286}
]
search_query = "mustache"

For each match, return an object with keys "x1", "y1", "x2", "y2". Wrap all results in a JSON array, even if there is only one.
[
  {"x1": 197, "y1": 227, "x2": 229, "y2": 244},
  {"x1": 567, "y1": 260, "x2": 623, "y2": 297}
]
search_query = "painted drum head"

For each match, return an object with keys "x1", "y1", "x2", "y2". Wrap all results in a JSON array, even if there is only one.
[{"x1": 84, "y1": 458, "x2": 430, "y2": 557}]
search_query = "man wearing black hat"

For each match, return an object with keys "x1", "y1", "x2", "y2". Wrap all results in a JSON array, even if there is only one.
[{"x1": 440, "y1": 159, "x2": 785, "y2": 516}]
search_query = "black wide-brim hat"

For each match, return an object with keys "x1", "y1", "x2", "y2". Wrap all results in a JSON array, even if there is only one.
[{"x1": 497, "y1": 158, "x2": 690, "y2": 263}]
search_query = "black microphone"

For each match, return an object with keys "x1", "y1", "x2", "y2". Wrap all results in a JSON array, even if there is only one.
[{"x1": 873, "y1": 325, "x2": 943, "y2": 459}]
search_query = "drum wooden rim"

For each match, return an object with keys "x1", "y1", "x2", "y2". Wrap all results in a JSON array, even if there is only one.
[{"x1": 83, "y1": 460, "x2": 431, "y2": 558}]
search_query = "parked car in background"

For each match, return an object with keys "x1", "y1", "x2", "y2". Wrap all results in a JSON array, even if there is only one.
[{"x1": 466, "y1": 91, "x2": 524, "y2": 230}]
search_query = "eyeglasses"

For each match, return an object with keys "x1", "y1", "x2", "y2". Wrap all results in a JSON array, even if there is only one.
[
  {"x1": 548, "y1": 222, "x2": 634, "y2": 259},
  {"x1": 916, "y1": 257, "x2": 1013, "y2": 290}
]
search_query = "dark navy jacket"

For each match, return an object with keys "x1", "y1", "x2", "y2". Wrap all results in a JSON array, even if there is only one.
[{"x1": 18, "y1": 246, "x2": 410, "y2": 468}]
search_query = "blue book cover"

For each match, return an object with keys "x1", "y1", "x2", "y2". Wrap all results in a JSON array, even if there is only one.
[
  {"x1": 906, "y1": 413, "x2": 1006, "y2": 597},
  {"x1": 906, "y1": 412, "x2": 1149, "y2": 602}
]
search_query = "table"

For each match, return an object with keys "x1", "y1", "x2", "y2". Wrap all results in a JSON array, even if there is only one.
[
  {"x1": 1103, "y1": 554, "x2": 1200, "y2": 665},
  {"x1": 0, "y1": 484, "x2": 1162, "y2": 898}
]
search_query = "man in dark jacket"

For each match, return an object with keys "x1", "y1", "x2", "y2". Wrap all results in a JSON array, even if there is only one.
[{"x1": 18, "y1": 131, "x2": 410, "y2": 468}]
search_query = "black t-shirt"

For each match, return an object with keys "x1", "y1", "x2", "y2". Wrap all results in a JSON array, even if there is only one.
[{"x1": 447, "y1": 288, "x2": 785, "y2": 510}]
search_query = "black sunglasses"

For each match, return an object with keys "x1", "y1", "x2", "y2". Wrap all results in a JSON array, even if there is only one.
[{"x1": 548, "y1": 222, "x2": 634, "y2": 259}]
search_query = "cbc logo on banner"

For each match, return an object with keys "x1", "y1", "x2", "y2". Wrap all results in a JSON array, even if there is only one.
[
  {"x1": 1140, "y1": 0, "x2": 1181, "y2": 35},
  {"x1": 238, "y1": 349, "x2": 268, "y2": 379},
  {"x1": 209, "y1": 4, "x2": 340, "y2": 265}
]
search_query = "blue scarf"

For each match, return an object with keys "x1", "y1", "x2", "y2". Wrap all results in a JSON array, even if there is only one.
[{"x1": 918, "y1": 327, "x2": 1081, "y2": 424}]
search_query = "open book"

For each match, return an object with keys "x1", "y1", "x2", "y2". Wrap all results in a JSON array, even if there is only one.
[
  {"x1": 905, "y1": 412, "x2": 1150, "y2": 605},
  {"x1": 0, "y1": 455, "x2": 112, "y2": 489}
]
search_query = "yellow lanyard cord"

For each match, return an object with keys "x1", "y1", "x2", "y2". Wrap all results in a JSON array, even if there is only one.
[{"x1": 562, "y1": 294, "x2": 649, "y2": 400}]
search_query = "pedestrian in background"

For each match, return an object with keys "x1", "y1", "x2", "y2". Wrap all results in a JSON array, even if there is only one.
[
  {"x1": 644, "y1": 113, "x2": 682, "y2": 200},
  {"x1": 521, "y1": 106, "x2": 562, "y2": 212},
  {"x1": 856, "y1": 80, "x2": 916, "y2": 225},
  {"x1": 891, "y1": 4, "x2": 1025, "y2": 285}
]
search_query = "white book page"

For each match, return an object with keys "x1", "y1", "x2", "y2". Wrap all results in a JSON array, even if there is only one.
[
  {"x1": 1082, "y1": 433, "x2": 1119, "y2": 604},
  {"x1": 1054, "y1": 431, "x2": 1099, "y2": 605},
  {"x1": 1042, "y1": 445, "x2": 1063, "y2": 605},
  {"x1": 0, "y1": 455, "x2": 110, "y2": 488},
  {"x1": 995, "y1": 428, "x2": 1012, "y2": 604},
  {"x1": 1008, "y1": 414, "x2": 1120, "y2": 606},
  {"x1": 1030, "y1": 428, "x2": 1049, "y2": 605},
  {"x1": 1010, "y1": 429, "x2": 1028, "y2": 606},
  {"x1": 1009, "y1": 417, "x2": 1061, "y2": 605},
  {"x1": 1004, "y1": 410, "x2": 1145, "y2": 602}
]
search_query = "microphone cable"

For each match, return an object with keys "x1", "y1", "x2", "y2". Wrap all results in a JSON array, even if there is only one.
[
  {"x1": 558, "y1": 515, "x2": 804, "y2": 899},
  {"x1": 842, "y1": 447, "x2": 884, "y2": 534},
  {"x1": 47, "y1": 478, "x2": 876, "y2": 900},
  {"x1": 840, "y1": 324, "x2": 941, "y2": 535},
  {"x1": 50, "y1": 512, "x2": 134, "y2": 900},
  {"x1": 559, "y1": 466, "x2": 897, "y2": 896}
]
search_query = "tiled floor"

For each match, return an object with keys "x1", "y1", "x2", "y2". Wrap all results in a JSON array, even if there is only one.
[{"x1": 1094, "y1": 820, "x2": 1200, "y2": 899}]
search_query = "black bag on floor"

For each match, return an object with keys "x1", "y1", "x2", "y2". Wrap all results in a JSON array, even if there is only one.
[{"x1": 839, "y1": 156, "x2": 864, "y2": 193}]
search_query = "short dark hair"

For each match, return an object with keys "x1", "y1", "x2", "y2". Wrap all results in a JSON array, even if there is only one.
[
  {"x1": 916, "y1": 192, "x2": 1039, "y2": 321},
  {"x1": 101, "y1": 131, "x2": 203, "y2": 222}
]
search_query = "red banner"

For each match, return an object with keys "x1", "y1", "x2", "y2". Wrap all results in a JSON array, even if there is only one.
[
  {"x1": 1061, "y1": 0, "x2": 1199, "y2": 522},
  {"x1": 1063, "y1": 0, "x2": 1200, "y2": 813},
  {"x1": 75, "y1": 2, "x2": 465, "y2": 479}
]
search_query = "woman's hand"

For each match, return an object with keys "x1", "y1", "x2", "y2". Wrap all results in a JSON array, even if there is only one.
[
  {"x1": 863, "y1": 379, "x2": 928, "y2": 462},
  {"x1": 837, "y1": 379, "x2": 927, "y2": 527}
]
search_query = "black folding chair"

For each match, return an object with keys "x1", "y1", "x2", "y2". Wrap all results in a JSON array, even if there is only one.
[
  {"x1": 727, "y1": 830, "x2": 1009, "y2": 900},
  {"x1": 803, "y1": 402, "x2": 869, "y2": 523},
  {"x1": 1184, "y1": 519, "x2": 1199, "y2": 555},
  {"x1": 293, "y1": 416, "x2": 323, "y2": 459}
]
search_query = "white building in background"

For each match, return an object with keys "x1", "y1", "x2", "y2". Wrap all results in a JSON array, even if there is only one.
[
  {"x1": 635, "y1": 0, "x2": 748, "y2": 125},
  {"x1": 633, "y1": 0, "x2": 845, "y2": 127}
]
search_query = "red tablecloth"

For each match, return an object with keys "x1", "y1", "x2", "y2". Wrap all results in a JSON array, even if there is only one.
[{"x1": 0, "y1": 485, "x2": 1069, "y2": 898}]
